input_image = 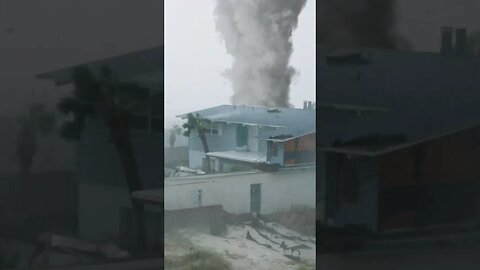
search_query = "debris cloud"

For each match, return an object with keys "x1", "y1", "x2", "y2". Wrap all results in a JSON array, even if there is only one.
[{"x1": 215, "y1": 0, "x2": 307, "y2": 107}]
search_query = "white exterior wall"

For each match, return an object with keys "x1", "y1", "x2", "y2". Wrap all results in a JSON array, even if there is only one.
[
  {"x1": 189, "y1": 150, "x2": 206, "y2": 169},
  {"x1": 164, "y1": 166, "x2": 315, "y2": 214},
  {"x1": 248, "y1": 126, "x2": 259, "y2": 151}
]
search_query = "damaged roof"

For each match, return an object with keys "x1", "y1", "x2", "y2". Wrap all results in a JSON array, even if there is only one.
[
  {"x1": 317, "y1": 105, "x2": 480, "y2": 155},
  {"x1": 177, "y1": 105, "x2": 315, "y2": 141}
]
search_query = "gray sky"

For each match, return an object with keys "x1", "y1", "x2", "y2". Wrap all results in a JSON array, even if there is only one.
[
  {"x1": 395, "y1": 0, "x2": 480, "y2": 52},
  {"x1": 164, "y1": 0, "x2": 316, "y2": 128}
]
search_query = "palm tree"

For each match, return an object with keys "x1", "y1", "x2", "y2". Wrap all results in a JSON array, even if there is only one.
[
  {"x1": 57, "y1": 65, "x2": 149, "y2": 252},
  {"x1": 16, "y1": 103, "x2": 56, "y2": 180},
  {"x1": 182, "y1": 113, "x2": 212, "y2": 173}
]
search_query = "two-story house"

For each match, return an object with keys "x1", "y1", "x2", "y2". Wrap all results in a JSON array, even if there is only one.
[
  {"x1": 36, "y1": 46, "x2": 164, "y2": 250},
  {"x1": 177, "y1": 104, "x2": 316, "y2": 172}
]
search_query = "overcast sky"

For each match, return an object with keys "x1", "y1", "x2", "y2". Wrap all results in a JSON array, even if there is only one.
[{"x1": 164, "y1": 0, "x2": 315, "y2": 128}]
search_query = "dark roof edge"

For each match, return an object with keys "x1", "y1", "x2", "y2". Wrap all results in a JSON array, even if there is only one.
[
  {"x1": 320, "y1": 122, "x2": 480, "y2": 156},
  {"x1": 35, "y1": 46, "x2": 163, "y2": 84}
]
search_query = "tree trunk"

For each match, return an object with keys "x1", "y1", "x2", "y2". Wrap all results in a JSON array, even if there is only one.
[
  {"x1": 110, "y1": 125, "x2": 147, "y2": 253},
  {"x1": 198, "y1": 132, "x2": 211, "y2": 173}
]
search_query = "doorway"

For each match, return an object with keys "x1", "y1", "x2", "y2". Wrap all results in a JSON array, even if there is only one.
[{"x1": 250, "y1": 184, "x2": 261, "y2": 213}]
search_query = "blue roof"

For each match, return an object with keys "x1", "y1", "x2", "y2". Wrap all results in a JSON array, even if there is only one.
[{"x1": 177, "y1": 105, "x2": 316, "y2": 141}]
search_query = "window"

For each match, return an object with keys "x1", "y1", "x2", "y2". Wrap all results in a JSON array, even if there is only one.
[
  {"x1": 204, "y1": 123, "x2": 221, "y2": 135},
  {"x1": 271, "y1": 142, "x2": 278, "y2": 157},
  {"x1": 128, "y1": 91, "x2": 163, "y2": 133},
  {"x1": 236, "y1": 125, "x2": 248, "y2": 147}
]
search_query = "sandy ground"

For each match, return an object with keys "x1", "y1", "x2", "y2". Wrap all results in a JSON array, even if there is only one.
[{"x1": 165, "y1": 223, "x2": 316, "y2": 270}]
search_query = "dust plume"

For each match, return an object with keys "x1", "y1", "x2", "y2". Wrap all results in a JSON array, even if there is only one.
[{"x1": 214, "y1": 0, "x2": 307, "y2": 108}]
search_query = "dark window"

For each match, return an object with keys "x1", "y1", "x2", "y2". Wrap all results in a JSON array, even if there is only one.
[
  {"x1": 128, "y1": 92, "x2": 163, "y2": 133},
  {"x1": 250, "y1": 184, "x2": 261, "y2": 213},
  {"x1": 271, "y1": 142, "x2": 278, "y2": 157},
  {"x1": 236, "y1": 125, "x2": 248, "y2": 147}
]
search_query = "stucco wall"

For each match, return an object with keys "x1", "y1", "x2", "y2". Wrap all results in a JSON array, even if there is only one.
[{"x1": 164, "y1": 166, "x2": 315, "y2": 215}]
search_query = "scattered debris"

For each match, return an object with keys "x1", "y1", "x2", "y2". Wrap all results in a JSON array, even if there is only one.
[
  {"x1": 29, "y1": 233, "x2": 130, "y2": 267},
  {"x1": 167, "y1": 223, "x2": 315, "y2": 270},
  {"x1": 98, "y1": 243, "x2": 129, "y2": 259},
  {"x1": 174, "y1": 166, "x2": 205, "y2": 176}
]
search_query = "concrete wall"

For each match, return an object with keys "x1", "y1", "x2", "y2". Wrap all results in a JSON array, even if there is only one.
[{"x1": 164, "y1": 166, "x2": 315, "y2": 215}]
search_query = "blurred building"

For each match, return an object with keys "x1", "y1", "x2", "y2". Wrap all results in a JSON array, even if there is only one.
[
  {"x1": 316, "y1": 27, "x2": 480, "y2": 234},
  {"x1": 37, "y1": 46, "x2": 164, "y2": 250}
]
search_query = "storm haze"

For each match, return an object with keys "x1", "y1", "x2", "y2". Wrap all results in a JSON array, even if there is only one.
[{"x1": 0, "y1": 0, "x2": 163, "y2": 115}]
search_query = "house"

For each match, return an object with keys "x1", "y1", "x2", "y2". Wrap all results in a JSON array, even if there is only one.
[
  {"x1": 316, "y1": 28, "x2": 480, "y2": 233},
  {"x1": 36, "y1": 46, "x2": 164, "y2": 250},
  {"x1": 177, "y1": 104, "x2": 316, "y2": 172}
]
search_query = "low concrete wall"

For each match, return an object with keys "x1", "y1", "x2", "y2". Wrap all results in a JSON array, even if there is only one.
[
  {"x1": 164, "y1": 166, "x2": 315, "y2": 215},
  {"x1": 164, "y1": 205, "x2": 226, "y2": 233}
]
